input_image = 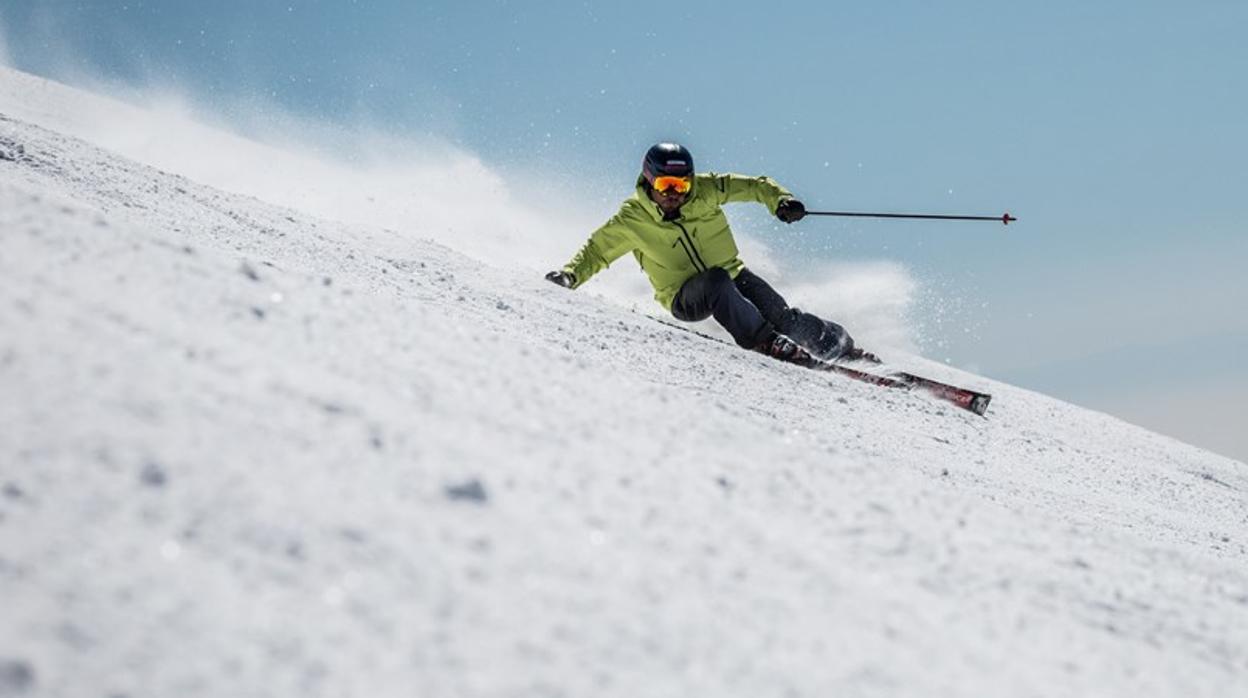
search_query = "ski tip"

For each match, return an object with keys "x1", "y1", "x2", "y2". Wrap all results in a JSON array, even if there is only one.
[{"x1": 969, "y1": 394, "x2": 992, "y2": 416}]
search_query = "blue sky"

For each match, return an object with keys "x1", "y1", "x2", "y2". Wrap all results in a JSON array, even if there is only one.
[{"x1": 2, "y1": 1, "x2": 1246, "y2": 460}]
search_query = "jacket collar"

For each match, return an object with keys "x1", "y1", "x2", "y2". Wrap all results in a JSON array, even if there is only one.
[{"x1": 634, "y1": 176, "x2": 695, "y2": 222}]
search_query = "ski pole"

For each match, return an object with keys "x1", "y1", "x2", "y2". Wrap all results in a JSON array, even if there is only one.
[{"x1": 806, "y1": 210, "x2": 1016, "y2": 225}]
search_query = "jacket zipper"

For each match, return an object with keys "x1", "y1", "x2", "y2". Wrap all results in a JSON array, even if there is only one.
[
  {"x1": 673, "y1": 222, "x2": 708, "y2": 272},
  {"x1": 674, "y1": 238, "x2": 701, "y2": 272}
]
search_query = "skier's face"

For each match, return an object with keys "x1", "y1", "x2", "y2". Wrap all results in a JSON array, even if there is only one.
[{"x1": 649, "y1": 182, "x2": 689, "y2": 216}]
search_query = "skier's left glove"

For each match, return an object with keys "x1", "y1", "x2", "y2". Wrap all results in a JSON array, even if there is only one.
[
  {"x1": 776, "y1": 198, "x2": 807, "y2": 223},
  {"x1": 545, "y1": 270, "x2": 576, "y2": 288}
]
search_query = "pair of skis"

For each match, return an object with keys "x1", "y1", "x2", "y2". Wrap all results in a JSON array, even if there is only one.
[
  {"x1": 652, "y1": 317, "x2": 992, "y2": 416},
  {"x1": 811, "y1": 353, "x2": 992, "y2": 416}
]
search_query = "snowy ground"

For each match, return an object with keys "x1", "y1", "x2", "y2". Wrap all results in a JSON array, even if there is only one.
[{"x1": 2, "y1": 67, "x2": 1247, "y2": 697}]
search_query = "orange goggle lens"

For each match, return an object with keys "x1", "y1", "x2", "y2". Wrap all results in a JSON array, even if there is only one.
[{"x1": 652, "y1": 176, "x2": 691, "y2": 193}]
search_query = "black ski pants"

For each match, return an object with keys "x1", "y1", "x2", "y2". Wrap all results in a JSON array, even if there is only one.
[{"x1": 671, "y1": 267, "x2": 849, "y2": 355}]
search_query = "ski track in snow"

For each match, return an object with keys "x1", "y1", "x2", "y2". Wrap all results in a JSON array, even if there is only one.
[{"x1": 2, "y1": 72, "x2": 1248, "y2": 698}]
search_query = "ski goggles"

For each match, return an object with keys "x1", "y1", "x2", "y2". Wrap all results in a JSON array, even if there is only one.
[{"x1": 651, "y1": 175, "x2": 692, "y2": 194}]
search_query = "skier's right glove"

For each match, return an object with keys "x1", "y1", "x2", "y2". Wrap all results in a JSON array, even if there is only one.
[
  {"x1": 544, "y1": 270, "x2": 576, "y2": 288},
  {"x1": 776, "y1": 198, "x2": 807, "y2": 223}
]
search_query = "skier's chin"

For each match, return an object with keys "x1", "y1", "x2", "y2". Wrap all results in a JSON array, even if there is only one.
[{"x1": 658, "y1": 197, "x2": 686, "y2": 215}]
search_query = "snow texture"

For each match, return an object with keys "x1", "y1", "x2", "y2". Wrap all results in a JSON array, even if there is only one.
[{"x1": 2, "y1": 66, "x2": 1247, "y2": 698}]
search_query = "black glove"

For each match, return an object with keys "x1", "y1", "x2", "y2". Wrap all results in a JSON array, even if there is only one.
[
  {"x1": 776, "y1": 198, "x2": 807, "y2": 223},
  {"x1": 544, "y1": 270, "x2": 576, "y2": 288}
]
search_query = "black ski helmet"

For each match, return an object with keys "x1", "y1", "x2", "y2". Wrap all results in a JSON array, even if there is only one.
[{"x1": 641, "y1": 142, "x2": 694, "y2": 184}]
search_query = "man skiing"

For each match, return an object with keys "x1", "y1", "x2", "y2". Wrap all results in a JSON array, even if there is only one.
[{"x1": 545, "y1": 142, "x2": 857, "y2": 365}]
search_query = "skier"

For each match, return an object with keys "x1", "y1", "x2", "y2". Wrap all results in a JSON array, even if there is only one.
[{"x1": 545, "y1": 142, "x2": 857, "y2": 365}]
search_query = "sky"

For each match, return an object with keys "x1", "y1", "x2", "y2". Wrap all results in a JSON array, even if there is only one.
[{"x1": 1, "y1": 1, "x2": 1245, "y2": 461}]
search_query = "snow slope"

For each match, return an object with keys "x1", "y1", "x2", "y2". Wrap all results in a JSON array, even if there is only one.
[{"x1": 2, "y1": 67, "x2": 1247, "y2": 697}]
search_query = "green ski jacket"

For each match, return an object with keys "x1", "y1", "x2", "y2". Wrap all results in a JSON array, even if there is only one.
[{"x1": 561, "y1": 173, "x2": 793, "y2": 310}]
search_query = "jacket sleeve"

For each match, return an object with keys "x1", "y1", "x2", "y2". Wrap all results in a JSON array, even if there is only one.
[
  {"x1": 705, "y1": 172, "x2": 794, "y2": 214},
  {"x1": 562, "y1": 210, "x2": 636, "y2": 288}
]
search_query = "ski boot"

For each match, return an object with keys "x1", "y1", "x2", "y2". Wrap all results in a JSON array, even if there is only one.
[
  {"x1": 754, "y1": 332, "x2": 817, "y2": 367},
  {"x1": 835, "y1": 346, "x2": 882, "y2": 364}
]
